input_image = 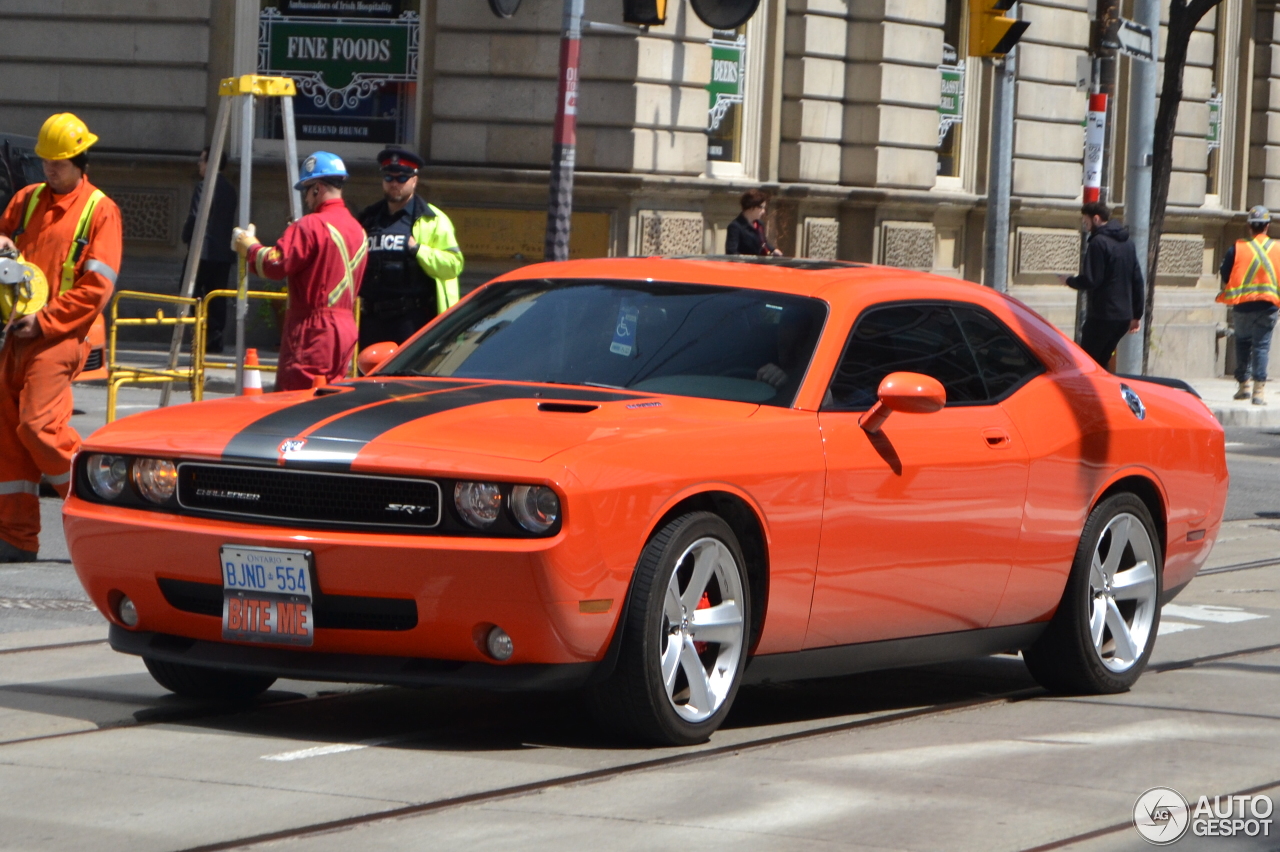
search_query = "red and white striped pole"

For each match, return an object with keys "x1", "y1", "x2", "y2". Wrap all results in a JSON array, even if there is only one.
[
  {"x1": 544, "y1": 0, "x2": 584, "y2": 262},
  {"x1": 1083, "y1": 92, "x2": 1107, "y2": 203}
]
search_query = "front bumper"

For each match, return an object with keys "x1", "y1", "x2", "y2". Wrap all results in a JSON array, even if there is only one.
[
  {"x1": 110, "y1": 626, "x2": 597, "y2": 691},
  {"x1": 65, "y1": 495, "x2": 627, "y2": 665}
]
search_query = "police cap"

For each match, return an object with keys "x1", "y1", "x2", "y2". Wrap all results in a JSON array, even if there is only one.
[{"x1": 377, "y1": 147, "x2": 424, "y2": 176}]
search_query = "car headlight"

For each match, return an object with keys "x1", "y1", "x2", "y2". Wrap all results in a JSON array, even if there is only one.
[
  {"x1": 454, "y1": 481, "x2": 502, "y2": 528},
  {"x1": 510, "y1": 485, "x2": 560, "y2": 533},
  {"x1": 87, "y1": 454, "x2": 129, "y2": 500},
  {"x1": 133, "y1": 458, "x2": 177, "y2": 504}
]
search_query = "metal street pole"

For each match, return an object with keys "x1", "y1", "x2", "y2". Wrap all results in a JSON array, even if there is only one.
[
  {"x1": 544, "y1": 0, "x2": 584, "y2": 262},
  {"x1": 984, "y1": 48, "x2": 1016, "y2": 293},
  {"x1": 1116, "y1": 0, "x2": 1158, "y2": 375}
]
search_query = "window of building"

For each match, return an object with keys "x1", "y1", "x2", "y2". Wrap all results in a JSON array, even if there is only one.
[
  {"x1": 824, "y1": 302, "x2": 1042, "y2": 410},
  {"x1": 256, "y1": 0, "x2": 421, "y2": 147},
  {"x1": 937, "y1": 0, "x2": 966, "y2": 178}
]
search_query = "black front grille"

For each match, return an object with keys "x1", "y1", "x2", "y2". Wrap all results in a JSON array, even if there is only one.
[
  {"x1": 177, "y1": 464, "x2": 441, "y2": 530},
  {"x1": 157, "y1": 578, "x2": 419, "y2": 631},
  {"x1": 83, "y1": 349, "x2": 103, "y2": 371}
]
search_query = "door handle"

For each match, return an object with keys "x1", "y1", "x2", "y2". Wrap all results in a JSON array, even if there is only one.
[{"x1": 983, "y1": 428, "x2": 1011, "y2": 448}]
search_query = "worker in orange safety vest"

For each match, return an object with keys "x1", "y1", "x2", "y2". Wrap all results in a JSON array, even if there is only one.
[{"x1": 0, "y1": 113, "x2": 122, "y2": 562}]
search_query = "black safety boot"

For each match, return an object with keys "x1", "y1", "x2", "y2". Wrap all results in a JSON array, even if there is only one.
[{"x1": 0, "y1": 539, "x2": 38, "y2": 563}]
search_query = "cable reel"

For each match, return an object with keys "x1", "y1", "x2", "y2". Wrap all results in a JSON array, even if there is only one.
[{"x1": 0, "y1": 250, "x2": 49, "y2": 322}]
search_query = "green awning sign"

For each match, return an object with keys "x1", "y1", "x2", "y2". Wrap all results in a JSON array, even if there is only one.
[
  {"x1": 260, "y1": 7, "x2": 419, "y2": 109},
  {"x1": 1207, "y1": 93, "x2": 1222, "y2": 151},
  {"x1": 708, "y1": 34, "x2": 745, "y2": 133},
  {"x1": 938, "y1": 62, "x2": 964, "y2": 147}
]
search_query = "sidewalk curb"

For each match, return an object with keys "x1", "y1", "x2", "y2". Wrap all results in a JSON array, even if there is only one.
[{"x1": 1207, "y1": 405, "x2": 1280, "y2": 428}]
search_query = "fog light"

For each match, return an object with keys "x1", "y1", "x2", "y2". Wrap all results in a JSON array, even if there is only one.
[
  {"x1": 486, "y1": 626, "x2": 514, "y2": 661},
  {"x1": 117, "y1": 595, "x2": 138, "y2": 627}
]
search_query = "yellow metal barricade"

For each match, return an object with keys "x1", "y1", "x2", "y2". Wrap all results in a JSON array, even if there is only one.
[
  {"x1": 107, "y1": 289, "x2": 365, "y2": 421},
  {"x1": 193, "y1": 288, "x2": 286, "y2": 392},
  {"x1": 106, "y1": 291, "x2": 201, "y2": 422}
]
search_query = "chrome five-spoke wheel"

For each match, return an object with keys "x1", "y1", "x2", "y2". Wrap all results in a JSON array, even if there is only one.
[
  {"x1": 590, "y1": 511, "x2": 752, "y2": 745},
  {"x1": 1087, "y1": 512, "x2": 1158, "y2": 673},
  {"x1": 660, "y1": 537, "x2": 746, "y2": 723},
  {"x1": 1024, "y1": 493, "x2": 1163, "y2": 694}
]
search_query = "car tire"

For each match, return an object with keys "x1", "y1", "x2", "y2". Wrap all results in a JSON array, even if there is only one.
[
  {"x1": 589, "y1": 512, "x2": 751, "y2": 746},
  {"x1": 1023, "y1": 493, "x2": 1163, "y2": 694},
  {"x1": 144, "y1": 657, "x2": 276, "y2": 702}
]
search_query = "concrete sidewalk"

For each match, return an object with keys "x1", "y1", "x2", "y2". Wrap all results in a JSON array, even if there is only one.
[{"x1": 1187, "y1": 377, "x2": 1280, "y2": 427}]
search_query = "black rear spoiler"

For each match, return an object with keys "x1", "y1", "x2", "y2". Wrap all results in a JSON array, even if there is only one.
[{"x1": 1114, "y1": 374, "x2": 1201, "y2": 398}]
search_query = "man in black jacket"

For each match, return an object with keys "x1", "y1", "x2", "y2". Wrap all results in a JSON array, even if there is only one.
[
  {"x1": 1057, "y1": 201, "x2": 1144, "y2": 368},
  {"x1": 181, "y1": 147, "x2": 237, "y2": 353}
]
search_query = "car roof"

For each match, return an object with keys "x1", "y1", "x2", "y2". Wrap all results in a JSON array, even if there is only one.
[{"x1": 500, "y1": 256, "x2": 1006, "y2": 306}]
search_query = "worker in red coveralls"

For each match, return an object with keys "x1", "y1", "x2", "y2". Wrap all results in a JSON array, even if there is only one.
[{"x1": 232, "y1": 152, "x2": 367, "y2": 391}]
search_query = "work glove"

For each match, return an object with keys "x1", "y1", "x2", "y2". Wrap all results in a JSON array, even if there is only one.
[{"x1": 231, "y1": 224, "x2": 259, "y2": 257}]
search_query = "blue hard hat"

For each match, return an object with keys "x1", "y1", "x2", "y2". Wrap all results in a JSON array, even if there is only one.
[{"x1": 295, "y1": 151, "x2": 348, "y2": 189}]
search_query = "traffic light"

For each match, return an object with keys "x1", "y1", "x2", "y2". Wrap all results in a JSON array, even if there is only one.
[
  {"x1": 624, "y1": 0, "x2": 667, "y2": 25},
  {"x1": 968, "y1": 0, "x2": 1029, "y2": 57}
]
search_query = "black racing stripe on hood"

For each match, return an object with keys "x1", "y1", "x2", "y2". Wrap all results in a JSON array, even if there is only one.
[
  {"x1": 221, "y1": 379, "x2": 476, "y2": 464},
  {"x1": 307, "y1": 383, "x2": 643, "y2": 444}
]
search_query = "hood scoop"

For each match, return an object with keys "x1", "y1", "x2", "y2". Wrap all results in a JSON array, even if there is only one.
[{"x1": 537, "y1": 402, "x2": 599, "y2": 414}]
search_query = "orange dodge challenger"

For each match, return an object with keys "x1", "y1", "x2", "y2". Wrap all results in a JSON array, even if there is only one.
[{"x1": 66, "y1": 257, "x2": 1227, "y2": 745}]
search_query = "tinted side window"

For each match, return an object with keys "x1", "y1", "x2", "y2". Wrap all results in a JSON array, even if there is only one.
[
  {"x1": 954, "y1": 307, "x2": 1043, "y2": 398},
  {"x1": 826, "y1": 304, "x2": 987, "y2": 409}
]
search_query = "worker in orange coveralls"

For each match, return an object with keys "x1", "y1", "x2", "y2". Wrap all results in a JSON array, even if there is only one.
[
  {"x1": 233, "y1": 152, "x2": 366, "y2": 392},
  {"x1": 0, "y1": 113, "x2": 122, "y2": 562}
]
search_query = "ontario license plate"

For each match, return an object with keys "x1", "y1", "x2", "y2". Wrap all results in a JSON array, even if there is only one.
[{"x1": 220, "y1": 546, "x2": 314, "y2": 646}]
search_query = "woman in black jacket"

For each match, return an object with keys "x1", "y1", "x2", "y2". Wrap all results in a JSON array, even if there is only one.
[{"x1": 726, "y1": 189, "x2": 782, "y2": 256}]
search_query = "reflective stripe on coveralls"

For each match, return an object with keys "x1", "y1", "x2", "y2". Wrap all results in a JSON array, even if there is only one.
[
  {"x1": 22, "y1": 185, "x2": 113, "y2": 293},
  {"x1": 0, "y1": 481, "x2": 39, "y2": 496},
  {"x1": 324, "y1": 222, "x2": 368, "y2": 307}
]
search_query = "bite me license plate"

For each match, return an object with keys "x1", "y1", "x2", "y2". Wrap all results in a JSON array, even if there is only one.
[{"x1": 220, "y1": 546, "x2": 314, "y2": 646}]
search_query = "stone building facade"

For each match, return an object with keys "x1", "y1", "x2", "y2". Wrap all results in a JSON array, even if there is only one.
[{"x1": 4, "y1": 0, "x2": 1278, "y2": 377}]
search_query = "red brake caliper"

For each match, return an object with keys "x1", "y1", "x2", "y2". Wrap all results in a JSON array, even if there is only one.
[{"x1": 694, "y1": 592, "x2": 711, "y2": 654}]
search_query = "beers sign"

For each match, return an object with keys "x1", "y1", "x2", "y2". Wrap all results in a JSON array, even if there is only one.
[{"x1": 259, "y1": 5, "x2": 419, "y2": 142}]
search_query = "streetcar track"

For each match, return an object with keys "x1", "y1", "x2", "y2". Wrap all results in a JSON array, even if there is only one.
[
  {"x1": 159, "y1": 639, "x2": 1280, "y2": 852},
  {"x1": 0, "y1": 638, "x2": 106, "y2": 656},
  {"x1": 1018, "y1": 776, "x2": 1280, "y2": 852},
  {"x1": 172, "y1": 690, "x2": 1043, "y2": 852}
]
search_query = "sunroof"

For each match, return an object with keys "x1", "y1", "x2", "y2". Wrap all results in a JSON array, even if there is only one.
[{"x1": 673, "y1": 255, "x2": 864, "y2": 271}]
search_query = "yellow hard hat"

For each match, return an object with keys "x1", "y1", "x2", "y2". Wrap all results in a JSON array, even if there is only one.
[
  {"x1": 34, "y1": 113, "x2": 98, "y2": 160},
  {"x1": 0, "y1": 254, "x2": 49, "y2": 321}
]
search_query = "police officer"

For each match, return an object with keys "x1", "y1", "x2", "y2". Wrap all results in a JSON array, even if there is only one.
[{"x1": 357, "y1": 149, "x2": 463, "y2": 347}]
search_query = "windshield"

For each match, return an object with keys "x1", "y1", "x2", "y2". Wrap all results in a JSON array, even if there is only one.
[{"x1": 381, "y1": 279, "x2": 828, "y2": 407}]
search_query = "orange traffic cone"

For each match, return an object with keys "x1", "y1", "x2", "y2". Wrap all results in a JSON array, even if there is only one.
[
  {"x1": 311, "y1": 375, "x2": 328, "y2": 389},
  {"x1": 243, "y1": 348, "x2": 263, "y2": 396}
]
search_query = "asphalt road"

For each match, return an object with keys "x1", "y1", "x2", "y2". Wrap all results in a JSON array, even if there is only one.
[
  {"x1": 1225, "y1": 426, "x2": 1280, "y2": 521},
  {"x1": 0, "y1": 386, "x2": 1277, "y2": 851}
]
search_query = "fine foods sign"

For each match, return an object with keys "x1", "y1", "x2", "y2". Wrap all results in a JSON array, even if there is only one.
[{"x1": 259, "y1": 7, "x2": 419, "y2": 111}]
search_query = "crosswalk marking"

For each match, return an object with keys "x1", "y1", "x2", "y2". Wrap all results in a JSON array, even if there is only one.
[
  {"x1": 1162, "y1": 603, "x2": 1269, "y2": 624},
  {"x1": 1158, "y1": 621, "x2": 1203, "y2": 635}
]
